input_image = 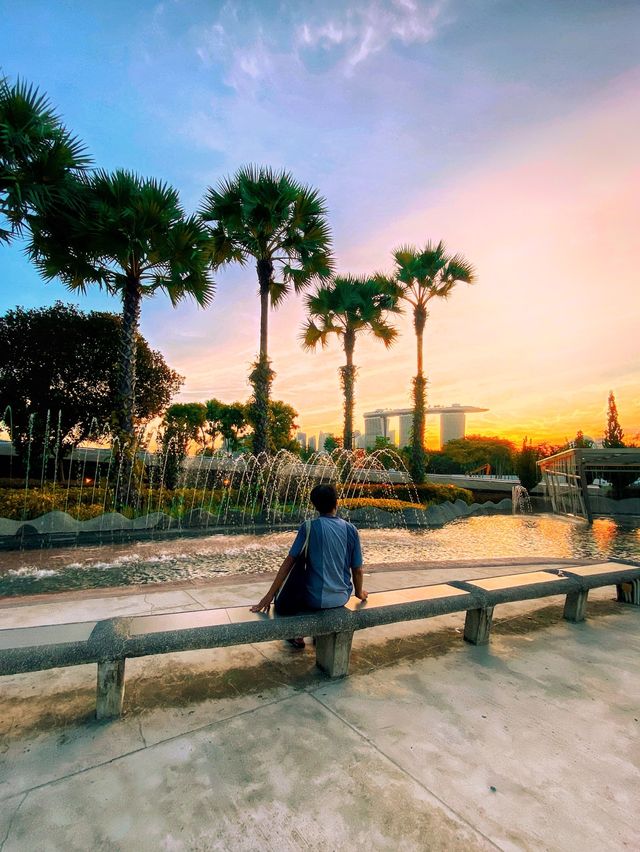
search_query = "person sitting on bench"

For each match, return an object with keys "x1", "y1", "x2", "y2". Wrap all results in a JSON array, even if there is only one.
[{"x1": 250, "y1": 484, "x2": 368, "y2": 647}]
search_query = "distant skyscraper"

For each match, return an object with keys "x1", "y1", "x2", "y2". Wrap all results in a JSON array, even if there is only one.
[
  {"x1": 296, "y1": 432, "x2": 307, "y2": 451},
  {"x1": 399, "y1": 413, "x2": 413, "y2": 448},
  {"x1": 364, "y1": 404, "x2": 488, "y2": 449},
  {"x1": 439, "y1": 406, "x2": 467, "y2": 447},
  {"x1": 308, "y1": 435, "x2": 317, "y2": 452},
  {"x1": 364, "y1": 416, "x2": 384, "y2": 448}
]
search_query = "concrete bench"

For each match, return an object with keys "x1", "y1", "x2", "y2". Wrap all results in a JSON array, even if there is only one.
[{"x1": 1, "y1": 559, "x2": 638, "y2": 720}]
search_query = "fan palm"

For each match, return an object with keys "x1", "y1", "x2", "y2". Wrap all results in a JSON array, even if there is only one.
[
  {"x1": 392, "y1": 241, "x2": 475, "y2": 482},
  {"x1": 28, "y1": 169, "x2": 215, "y2": 437},
  {"x1": 0, "y1": 76, "x2": 90, "y2": 244},
  {"x1": 302, "y1": 275, "x2": 401, "y2": 450},
  {"x1": 199, "y1": 165, "x2": 333, "y2": 454}
]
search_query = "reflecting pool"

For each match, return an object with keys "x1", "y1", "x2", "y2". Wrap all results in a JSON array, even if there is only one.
[{"x1": 1, "y1": 515, "x2": 639, "y2": 597}]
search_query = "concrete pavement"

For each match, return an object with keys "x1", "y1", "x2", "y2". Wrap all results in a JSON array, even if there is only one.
[{"x1": 1, "y1": 561, "x2": 638, "y2": 850}]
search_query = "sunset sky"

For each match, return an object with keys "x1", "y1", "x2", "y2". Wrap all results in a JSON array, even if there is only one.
[{"x1": 2, "y1": 0, "x2": 639, "y2": 448}]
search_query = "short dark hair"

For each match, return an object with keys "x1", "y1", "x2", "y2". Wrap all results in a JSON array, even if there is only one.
[{"x1": 310, "y1": 483, "x2": 338, "y2": 514}]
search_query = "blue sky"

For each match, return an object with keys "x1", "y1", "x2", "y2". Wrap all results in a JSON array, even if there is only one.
[{"x1": 2, "y1": 0, "x2": 639, "y2": 443}]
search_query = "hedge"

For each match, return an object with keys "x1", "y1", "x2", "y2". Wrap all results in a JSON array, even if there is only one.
[{"x1": 345, "y1": 481, "x2": 473, "y2": 505}]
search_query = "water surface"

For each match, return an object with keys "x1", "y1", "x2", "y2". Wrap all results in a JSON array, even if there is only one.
[{"x1": 1, "y1": 515, "x2": 638, "y2": 597}]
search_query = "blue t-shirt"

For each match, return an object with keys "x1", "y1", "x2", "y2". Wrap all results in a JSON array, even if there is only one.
[{"x1": 289, "y1": 515, "x2": 363, "y2": 609}]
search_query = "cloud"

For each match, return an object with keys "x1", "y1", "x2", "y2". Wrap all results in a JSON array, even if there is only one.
[
  {"x1": 191, "y1": 0, "x2": 450, "y2": 91},
  {"x1": 298, "y1": 20, "x2": 346, "y2": 48},
  {"x1": 296, "y1": 0, "x2": 450, "y2": 72}
]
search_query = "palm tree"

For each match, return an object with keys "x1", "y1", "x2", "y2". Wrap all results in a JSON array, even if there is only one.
[
  {"x1": 392, "y1": 241, "x2": 475, "y2": 482},
  {"x1": 302, "y1": 275, "x2": 401, "y2": 450},
  {"x1": 0, "y1": 76, "x2": 90, "y2": 244},
  {"x1": 199, "y1": 166, "x2": 333, "y2": 454},
  {"x1": 28, "y1": 169, "x2": 215, "y2": 438}
]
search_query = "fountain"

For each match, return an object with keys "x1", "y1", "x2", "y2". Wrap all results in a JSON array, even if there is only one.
[
  {"x1": 0, "y1": 408, "x2": 430, "y2": 545},
  {"x1": 512, "y1": 484, "x2": 533, "y2": 514}
]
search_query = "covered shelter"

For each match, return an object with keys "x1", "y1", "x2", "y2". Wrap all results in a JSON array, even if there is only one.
[{"x1": 538, "y1": 448, "x2": 640, "y2": 522}]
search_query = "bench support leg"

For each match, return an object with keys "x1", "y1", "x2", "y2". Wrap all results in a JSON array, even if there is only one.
[
  {"x1": 564, "y1": 590, "x2": 588, "y2": 622},
  {"x1": 96, "y1": 659, "x2": 126, "y2": 720},
  {"x1": 617, "y1": 580, "x2": 640, "y2": 606},
  {"x1": 464, "y1": 607, "x2": 494, "y2": 645},
  {"x1": 315, "y1": 631, "x2": 353, "y2": 677}
]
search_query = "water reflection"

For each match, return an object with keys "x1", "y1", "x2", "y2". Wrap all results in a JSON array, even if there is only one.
[{"x1": 1, "y1": 515, "x2": 638, "y2": 597}]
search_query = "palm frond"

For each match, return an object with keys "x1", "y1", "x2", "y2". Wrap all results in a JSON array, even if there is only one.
[
  {"x1": 391, "y1": 239, "x2": 476, "y2": 306},
  {"x1": 368, "y1": 318, "x2": 398, "y2": 348},
  {"x1": 1, "y1": 76, "x2": 91, "y2": 240},
  {"x1": 300, "y1": 319, "x2": 332, "y2": 351},
  {"x1": 199, "y1": 164, "x2": 334, "y2": 299},
  {"x1": 301, "y1": 272, "x2": 399, "y2": 355},
  {"x1": 269, "y1": 278, "x2": 290, "y2": 307}
]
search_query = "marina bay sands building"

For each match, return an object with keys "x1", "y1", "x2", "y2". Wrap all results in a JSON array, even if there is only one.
[{"x1": 363, "y1": 404, "x2": 488, "y2": 450}]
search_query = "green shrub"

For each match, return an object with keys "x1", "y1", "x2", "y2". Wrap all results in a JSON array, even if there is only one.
[
  {"x1": 340, "y1": 497, "x2": 422, "y2": 512},
  {"x1": 344, "y1": 481, "x2": 473, "y2": 505},
  {"x1": 0, "y1": 484, "x2": 228, "y2": 521}
]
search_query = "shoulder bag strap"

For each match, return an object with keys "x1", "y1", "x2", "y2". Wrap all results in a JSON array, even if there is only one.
[{"x1": 303, "y1": 518, "x2": 312, "y2": 554}]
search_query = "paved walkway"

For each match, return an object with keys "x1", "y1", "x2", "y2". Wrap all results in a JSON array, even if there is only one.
[{"x1": 1, "y1": 561, "x2": 639, "y2": 850}]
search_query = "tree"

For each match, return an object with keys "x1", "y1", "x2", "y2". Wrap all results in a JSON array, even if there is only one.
[
  {"x1": 27, "y1": 170, "x2": 214, "y2": 439},
  {"x1": 323, "y1": 434, "x2": 342, "y2": 453},
  {"x1": 204, "y1": 399, "x2": 247, "y2": 451},
  {"x1": 442, "y1": 435, "x2": 516, "y2": 475},
  {"x1": 571, "y1": 430, "x2": 595, "y2": 449},
  {"x1": 200, "y1": 166, "x2": 333, "y2": 454},
  {"x1": 302, "y1": 275, "x2": 401, "y2": 450},
  {"x1": 603, "y1": 390, "x2": 625, "y2": 448},
  {"x1": 534, "y1": 442, "x2": 564, "y2": 459},
  {"x1": 161, "y1": 402, "x2": 207, "y2": 490},
  {"x1": 601, "y1": 392, "x2": 635, "y2": 498},
  {"x1": 516, "y1": 438, "x2": 541, "y2": 491},
  {"x1": 391, "y1": 241, "x2": 475, "y2": 482},
  {"x1": 244, "y1": 399, "x2": 300, "y2": 454},
  {"x1": 0, "y1": 76, "x2": 90, "y2": 244},
  {"x1": 369, "y1": 436, "x2": 398, "y2": 469},
  {"x1": 268, "y1": 400, "x2": 300, "y2": 454},
  {"x1": 424, "y1": 451, "x2": 464, "y2": 475},
  {"x1": 0, "y1": 302, "x2": 183, "y2": 469}
]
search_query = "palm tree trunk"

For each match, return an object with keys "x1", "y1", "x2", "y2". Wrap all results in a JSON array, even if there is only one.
[
  {"x1": 113, "y1": 276, "x2": 141, "y2": 507},
  {"x1": 340, "y1": 328, "x2": 356, "y2": 451},
  {"x1": 117, "y1": 277, "x2": 141, "y2": 437},
  {"x1": 258, "y1": 260, "x2": 270, "y2": 362},
  {"x1": 415, "y1": 306, "x2": 425, "y2": 377},
  {"x1": 251, "y1": 259, "x2": 274, "y2": 455},
  {"x1": 411, "y1": 305, "x2": 427, "y2": 483}
]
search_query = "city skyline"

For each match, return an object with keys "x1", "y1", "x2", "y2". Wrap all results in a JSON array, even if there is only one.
[{"x1": 1, "y1": 1, "x2": 638, "y2": 447}]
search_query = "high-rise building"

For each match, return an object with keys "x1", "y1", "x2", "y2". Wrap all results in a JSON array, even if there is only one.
[
  {"x1": 296, "y1": 432, "x2": 307, "y2": 451},
  {"x1": 440, "y1": 407, "x2": 467, "y2": 447},
  {"x1": 308, "y1": 435, "x2": 317, "y2": 452},
  {"x1": 364, "y1": 416, "x2": 384, "y2": 448},
  {"x1": 399, "y1": 413, "x2": 413, "y2": 448}
]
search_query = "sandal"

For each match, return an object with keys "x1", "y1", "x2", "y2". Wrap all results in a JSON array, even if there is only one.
[{"x1": 286, "y1": 637, "x2": 305, "y2": 649}]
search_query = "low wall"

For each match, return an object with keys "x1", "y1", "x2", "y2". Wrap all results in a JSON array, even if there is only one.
[
  {"x1": 344, "y1": 497, "x2": 513, "y2": 528},
  {"x1": 589, "y1": 496, "x2": 640, "y2": 517}
]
